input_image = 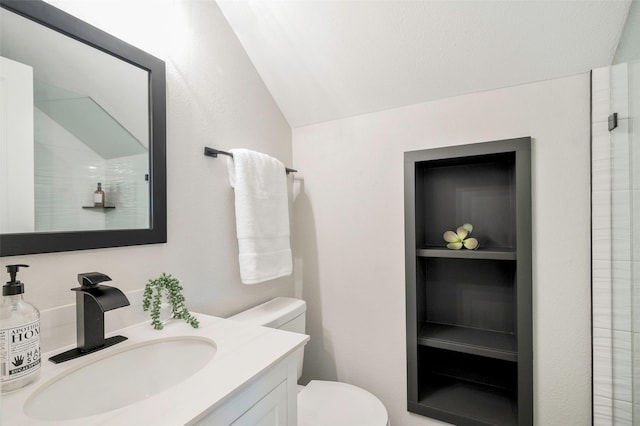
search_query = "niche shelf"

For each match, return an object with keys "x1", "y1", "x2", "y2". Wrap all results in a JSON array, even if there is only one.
[
  {"x1": 418, "y1": 322, "x2": 517, "y2": 361},
  {"x1": 404, "y1": 137, "x2": 532, "y2": 425},
  {"x1": 82, "y1": 206, "x2": 116, "y2": 210}
]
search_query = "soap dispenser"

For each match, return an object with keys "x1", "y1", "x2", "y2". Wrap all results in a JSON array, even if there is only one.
[{"x1": 0, "y1": 264, "x2": 41, "y2": 393}]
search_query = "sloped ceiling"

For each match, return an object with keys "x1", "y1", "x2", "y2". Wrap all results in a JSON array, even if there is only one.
[
  {"x1": 217, "y1": 0, "x2": 631, "y2": 127},
  {"x1": 614, "y1": 0, "x2": 640, "y2": 63}
]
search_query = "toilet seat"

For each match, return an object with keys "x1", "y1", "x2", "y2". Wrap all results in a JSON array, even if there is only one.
[{"x1": 297, "y1": 380, "x2": 389, "y2": 426}]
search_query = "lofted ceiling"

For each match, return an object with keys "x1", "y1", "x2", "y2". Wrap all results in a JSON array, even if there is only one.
[{"x1": 217, "y1": 0, "x2": 632, "y2": 128}]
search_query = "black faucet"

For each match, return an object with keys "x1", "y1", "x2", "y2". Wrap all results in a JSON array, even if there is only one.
[{"x1": 49, "y1": 272, "x2": 130, "y2": 364}]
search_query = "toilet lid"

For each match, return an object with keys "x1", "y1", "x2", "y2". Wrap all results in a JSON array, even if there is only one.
[{"x1": 298, "y1": 380, "x2": 388, "y2": 426}]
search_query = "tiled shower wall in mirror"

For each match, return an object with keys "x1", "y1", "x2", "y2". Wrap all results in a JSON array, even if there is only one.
[
  {"x1": 34, "y1": 114, "x2": 149, "y2": 233},
  {"x1": 592, "y1": 60, "x2": 640, "y2": 425}
]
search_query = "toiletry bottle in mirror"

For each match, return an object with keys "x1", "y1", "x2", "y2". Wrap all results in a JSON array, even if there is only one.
[{"x1": 94, "y1": 183, "x2": 105, "y2": 207}]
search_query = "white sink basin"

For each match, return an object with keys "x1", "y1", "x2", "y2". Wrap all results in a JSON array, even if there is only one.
[{"x1": 24, "y1": 337, "x2": 217, "y2": 421}]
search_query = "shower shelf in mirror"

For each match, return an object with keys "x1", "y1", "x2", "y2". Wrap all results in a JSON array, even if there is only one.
[{"x1": 82, "y1": 206, "x2": 116, "y2": 210}]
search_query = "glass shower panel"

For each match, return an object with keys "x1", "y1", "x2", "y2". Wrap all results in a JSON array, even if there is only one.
[
  {"x1": 631, "y1": 60, "x2": 640, "y2": 425},
  {"x1": 610, "y1": 59, "x2": 639, "y2": 425}
]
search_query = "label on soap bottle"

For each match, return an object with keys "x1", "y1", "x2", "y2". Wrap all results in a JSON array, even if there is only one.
[{"x1": 0, "y1": 320, "x2": 41, "y2": 383}]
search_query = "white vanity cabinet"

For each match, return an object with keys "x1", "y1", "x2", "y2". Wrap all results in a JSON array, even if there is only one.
[
  {"x1": 0, "y1": 314, "x2": 308, "y2": 426},
  {"x1": 193, "y1": 348, "x2": 301, "y2": 426}
]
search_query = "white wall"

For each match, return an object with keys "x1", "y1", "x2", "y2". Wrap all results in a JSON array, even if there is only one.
[
  {"x1": 292, "y1": 73, "x2": 592, "y2": 425},
  {"x1": 0, "y1": 0, "x2": 293, "y2": 318},
  {"x1": 0, "y1": 57, "x2": 34, "y2": 233}
]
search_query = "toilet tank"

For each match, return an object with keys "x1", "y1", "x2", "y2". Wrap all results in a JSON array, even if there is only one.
[{"x1": 228, "y1": 297, "x2": 306, "y2": 380}]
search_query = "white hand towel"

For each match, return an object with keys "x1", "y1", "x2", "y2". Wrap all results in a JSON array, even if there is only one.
[{"x1": 227, "y1": 149, "x2": 292, "y2": 284}]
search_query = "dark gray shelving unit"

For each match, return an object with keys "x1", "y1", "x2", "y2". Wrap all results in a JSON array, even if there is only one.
[{"x1": 405, "y1": 137, "x2": 532, "y2": 426}]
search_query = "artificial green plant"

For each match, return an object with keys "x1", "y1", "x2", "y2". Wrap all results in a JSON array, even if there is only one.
[{"x1": 143, "y1": 273, "x2": 199, "y2": 330}]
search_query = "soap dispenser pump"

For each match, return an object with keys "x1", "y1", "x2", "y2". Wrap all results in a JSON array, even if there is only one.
[{"x1": 1, "y1": 264, "x2": 41, "y2": 393}]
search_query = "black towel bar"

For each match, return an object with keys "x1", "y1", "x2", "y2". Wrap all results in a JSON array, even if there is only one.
[{"x1": 204, "y1": 147, "x2": 297, "y2": 174}]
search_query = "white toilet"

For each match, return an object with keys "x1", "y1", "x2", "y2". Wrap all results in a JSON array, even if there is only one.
[{"x1": 229, "y1": 297, "x2": 389, "y2": 426}]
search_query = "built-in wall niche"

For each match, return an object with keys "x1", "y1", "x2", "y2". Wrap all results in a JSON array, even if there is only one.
[
  {"x1": 420, "y1": 257, "x2": 516, "y2": 337},
  {"x1": 418, "y1": 347, "x2": 519, "y2": 424},
  {"x1": 415, "y1": 152, "x2": 516, "y2": 250},
  {"x1": 405, "y1": 137, "x2": 532, "y2": 425}
]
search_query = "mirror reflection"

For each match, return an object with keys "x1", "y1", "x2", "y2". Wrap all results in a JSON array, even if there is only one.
[{"x1": 0, "y1": 6, "x2": 150, "y2": 234}]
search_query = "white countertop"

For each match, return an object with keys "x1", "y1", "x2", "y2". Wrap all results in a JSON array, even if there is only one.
[{"x1": 0, "y1": 314, "x2": 309, "y2": 425}]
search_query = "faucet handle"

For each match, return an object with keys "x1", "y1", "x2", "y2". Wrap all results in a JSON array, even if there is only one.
[{"x1": 77, "y1": 272, "x2": 112, "y2": 288}]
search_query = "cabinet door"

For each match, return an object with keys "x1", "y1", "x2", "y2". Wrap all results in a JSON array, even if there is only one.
[
  {"x1": 193, "y1": 356, "x2": 297, "y2": 426},
  {"x1": 231, "y1": 381, "x2": 288, "y2": 426}
]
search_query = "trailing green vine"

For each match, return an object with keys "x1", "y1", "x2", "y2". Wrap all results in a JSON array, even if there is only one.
[{"x1": 143, "y1": 273, "x2": 199, "y2": 330}]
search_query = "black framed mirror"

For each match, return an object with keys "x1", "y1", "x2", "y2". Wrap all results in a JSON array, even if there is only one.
[{"x1": 0, "y1": 0, "x2": 166, "y2": 256}]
